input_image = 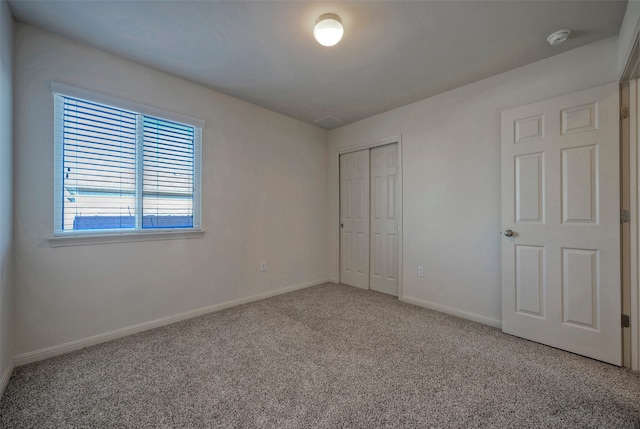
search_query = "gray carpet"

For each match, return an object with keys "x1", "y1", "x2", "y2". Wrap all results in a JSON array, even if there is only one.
[{"x1": 1, "y1": 283, "x2": 639, "y2": 428}]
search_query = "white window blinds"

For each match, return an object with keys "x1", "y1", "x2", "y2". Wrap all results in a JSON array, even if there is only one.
[
  {"x1": 142, "y1": 116, "x2": 197, "y2": 229},
  {"x1": 54, "y1": 92, "x2": 201, "y2": 234}
]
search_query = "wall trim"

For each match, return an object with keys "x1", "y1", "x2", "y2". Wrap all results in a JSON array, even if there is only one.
[
  {"x1": 15, "y1": 278, "x2": 330, "y2": 366},
  {"x1": 49, "y1": 81, "x2": 206, "y2": 128},
  {"x1": 47, "y1": 230, "x2": 205, "y2": 247},
  {"x1": 336, "y1": 134, "x2": 402, "y2": 155},
  {"x1": 630, "y1": 78, "x2": 640, "y2": 371},
  {"x1": 620, "y1": 33, "x2": 640, "y2": 370},
  {"x1": 400, "y1": 295, "x2": 502, "y2": 329},
  {"x1": 0, "y1": 358, "x2": 15, "y2": 398}
]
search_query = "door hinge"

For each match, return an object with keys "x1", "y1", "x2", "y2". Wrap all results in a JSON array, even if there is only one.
[
  {"x1": 622, "y1": 314, "x2": 630, "y2": 328},
  {"x1": 621, "y1": 209, "x2": 630, "y2": 224},
  {"x1": 621, "y1": 106, "x2": 630, "y2": 120}
]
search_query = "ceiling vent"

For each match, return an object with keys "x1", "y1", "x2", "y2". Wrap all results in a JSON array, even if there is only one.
[{"x1": 314, "y1": 115, "x2": 343, "y2": 129}]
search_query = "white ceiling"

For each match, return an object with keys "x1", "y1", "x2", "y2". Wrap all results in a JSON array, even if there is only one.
[{"x1": 8, "y1": 0, "x2": 628, "y2": 128}]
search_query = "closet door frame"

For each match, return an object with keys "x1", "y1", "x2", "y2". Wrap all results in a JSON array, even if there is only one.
[{"x1": 335, "y1": 134, "x2": 403, "y2": 298}]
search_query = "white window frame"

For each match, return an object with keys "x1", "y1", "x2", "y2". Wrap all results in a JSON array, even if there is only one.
[{"x1": 48, "y1": 82, "x2": 205, "y2": 247}]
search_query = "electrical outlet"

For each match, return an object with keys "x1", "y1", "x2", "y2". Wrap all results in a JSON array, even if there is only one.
[
  {"x1": 260, "y1": 261, "x2": 266, "y2": 272},
  {"x1": 417, "y1": 265, "x2": 424, "y2": 277}
]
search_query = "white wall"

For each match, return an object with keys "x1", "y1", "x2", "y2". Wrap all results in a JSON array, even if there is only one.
[
  {"x1": 620, "y1": 0, "x2": 640, "y2": 75},
  {"x1": 13, "y1": 23, "x2": 329, "y2": 360},
  {"x1": 328, "y1": 37, "x2": 620, "y2": 326},
  {"x1": 0, "y1": 0, "x2": 14, "y2": 393}
]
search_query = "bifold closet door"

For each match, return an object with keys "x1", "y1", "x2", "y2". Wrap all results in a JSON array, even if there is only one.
[
  {"x1": 370, "y1": 144, "x2": 400, "y2": 296},
  {"x1": 340, "y1": 149, "x2": 370, "y2": 290}
]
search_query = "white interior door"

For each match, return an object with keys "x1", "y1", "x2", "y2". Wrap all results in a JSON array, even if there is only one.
[
  {"x1": 370, "y1": 143, "x2": 400, "y2": 296},
  {"x1": 340, "y1": 149, "x2": 370, "y2": 289},
  {"x1": 501, "y1": 82, "x2": 621, "y2": 365}
]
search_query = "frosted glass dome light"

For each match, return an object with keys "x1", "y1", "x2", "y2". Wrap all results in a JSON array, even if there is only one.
[{"x1": 314, "y1": 13, "x2": 344, "y2": 47}]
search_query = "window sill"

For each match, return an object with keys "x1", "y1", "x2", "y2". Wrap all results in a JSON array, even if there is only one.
[{"x1": 47, "y1": 230, "x2": 205, "y2": 247}]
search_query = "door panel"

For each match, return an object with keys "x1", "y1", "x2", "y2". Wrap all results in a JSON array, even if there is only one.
[
  {"x1": 340, "y1": 150, "x2": 370, "y2": 289},
  {"x1": 561, "y1": 145, "x2": 597, "y2": 223},
  {"x1": 370, "y1": 144, "x2": 400, "y2": 296},
  {"x1": 515, "y1": 153, "x2": 544, "y2": 223},
  {"x1": 501, "y1": 82, "x2": 621, "y2": 365},
  {"x1": 561, "y1": 248, "x2": 598, "y2": 328},
  {"x1": 515, "y1": 244, "x2": 545, "y2": 317}
]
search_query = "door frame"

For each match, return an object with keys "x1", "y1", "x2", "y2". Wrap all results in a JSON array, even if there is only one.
[
  {"x1": 621, "y1": 80, "x2": 633, "y2": 368},
  {"x1": 335, "y1": 134, "x2": 403, "y2": 298},
  {"x1": 621, "y1": 34, "x2": 640, "y2": 371}
]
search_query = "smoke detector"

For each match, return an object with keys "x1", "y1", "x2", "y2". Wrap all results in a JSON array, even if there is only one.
[{"x1": 547, "y1": 29, "x2": 571, "y2": 46}]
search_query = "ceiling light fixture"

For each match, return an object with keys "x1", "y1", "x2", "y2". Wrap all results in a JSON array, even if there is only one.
[
  {"x1": 314, "y1": 13, "x2": 343, "y2": 47},
  {"x1": 547, "y1": 29, "x2": 571, "y2": 46}
]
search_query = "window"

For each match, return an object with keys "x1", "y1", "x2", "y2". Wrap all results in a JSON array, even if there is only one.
[{"x1": 52, "y1": 83, "x2": 202, "y2": 238}]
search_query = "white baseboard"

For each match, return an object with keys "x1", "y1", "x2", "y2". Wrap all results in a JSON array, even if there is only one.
[
  {"x1": 15, "y1": 278, "x2": 330, "y2": 367},
  {"x1": 0, "y1": 358, "x2": 14, "y2": 398},
  {"x1": 400, "y1": 295, "x2": 502, "y2": 329}
]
